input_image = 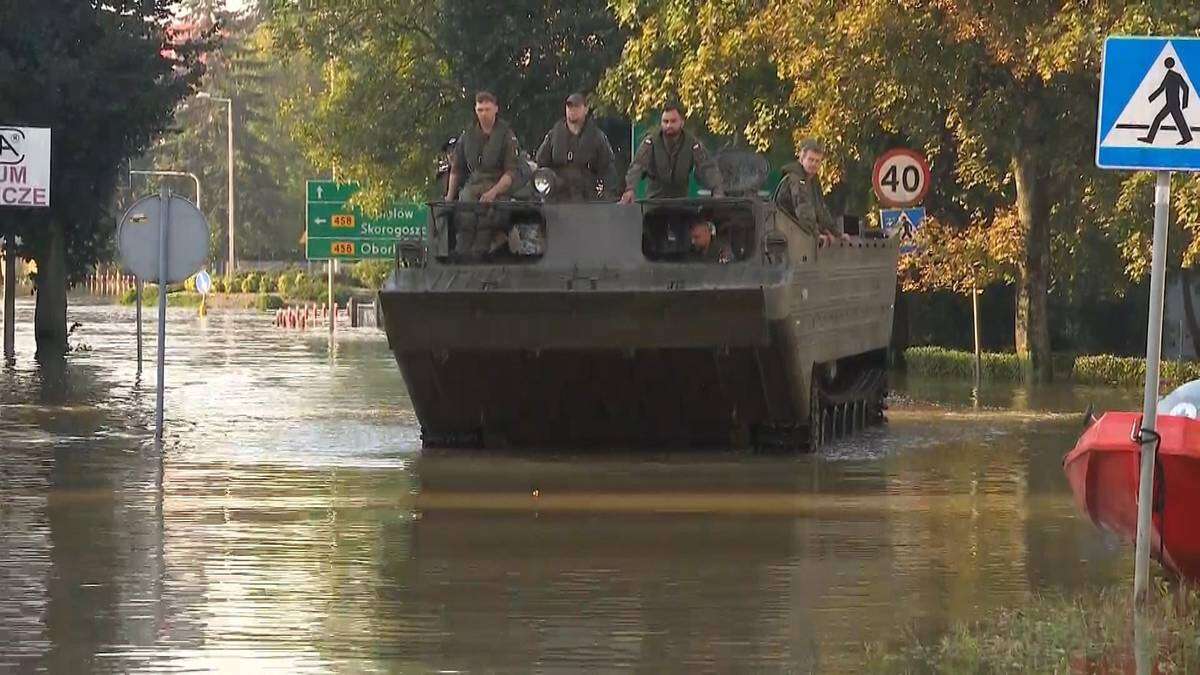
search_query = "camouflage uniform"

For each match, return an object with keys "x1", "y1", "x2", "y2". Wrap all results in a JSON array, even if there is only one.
[
  {"x1": 777, "y1": 162, "x2": 838, "y2": 236},
  {"x1": 688, "y1": 232, "x2": 733, "y2": 263},
  {"x1": 451, "y1": 117, "x2": 521, "y2": 256},
  {"x1": 624, "y1": 128, "x2": 724, "y2": 199},
  {"x1": 535, "y1": 117, "x2": 617, "y2": 201}
]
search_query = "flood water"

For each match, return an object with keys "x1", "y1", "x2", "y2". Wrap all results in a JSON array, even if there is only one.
[{"x1": 0, "y1": 297, "x2": 1144, "y2": 672}]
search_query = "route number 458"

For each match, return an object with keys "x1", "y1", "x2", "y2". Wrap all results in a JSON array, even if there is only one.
[{"x1": 331, "y1": 241, "x2": 355, "y2": 255}]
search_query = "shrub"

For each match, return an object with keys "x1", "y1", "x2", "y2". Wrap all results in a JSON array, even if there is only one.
[
  {"x1": 254, "y1": 293, "x2": 286, "y2": 311},
  {"x1": 277, "y1": 273, "x2": 294, "y2": 297},
  {"x1": 256, "y1": 273, "x2": 276, "y2": 293},
  {"x1": 903, "y1": 346, "x2": 1028, "y2": 381},
  {"x1": 184, "y1": 275, "x2": 197, "y2": 292},
  {"x1": 239, "y1": 274, "x2": 259, "y2": 294},
  {"x1": 210, "y1": 276, "x2": 226, "y2": 294},
  {"x1": 904, "y1": 347, "x2": 1200, "y2": 388},
  {"x1": 352, "y1": 260, "x2": 392, "y2": 290}
]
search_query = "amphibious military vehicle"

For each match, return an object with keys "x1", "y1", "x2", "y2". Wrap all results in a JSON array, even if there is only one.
[{"x1": 378, "y1": 170, "x2": 899, "y2": 451}]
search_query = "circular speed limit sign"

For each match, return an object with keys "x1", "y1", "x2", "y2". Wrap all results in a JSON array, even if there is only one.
[{"x1": 872, "y1": 148, "x2": 930, "y2": 207}]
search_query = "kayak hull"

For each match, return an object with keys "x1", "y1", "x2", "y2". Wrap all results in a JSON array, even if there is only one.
[{"x1": 1064, "y1": 411, "x2": 1200, "y2": 580}]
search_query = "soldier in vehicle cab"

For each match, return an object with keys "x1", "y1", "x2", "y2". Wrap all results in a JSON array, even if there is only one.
[{"x1": 687, "y1": 220, "x2": 732, "y2": 263}]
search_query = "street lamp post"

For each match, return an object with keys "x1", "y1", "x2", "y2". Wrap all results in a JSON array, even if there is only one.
[
  {"x1": 196, "y1": 92, "x2": 235, "y2": 278},
  {"x1": 130, "y1": 169, "x2": 202, "y2": 210}
]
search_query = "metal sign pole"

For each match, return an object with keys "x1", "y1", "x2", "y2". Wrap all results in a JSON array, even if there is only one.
[
  {"x1": 154, "y1": 188, "x2": 170, "y2": 441},
  {"x1": 135, "y1": 276, "x2": 143, "y2": 376},
  {"x1": 328, "y1": 260, "x2": 335, "y2": 334},
  {"x1": 1134, "y1": 170, "x2": 1172, "y2": 603},
  {"x1": 3, "y1": 235, "x2": 15, "y2": 360}
]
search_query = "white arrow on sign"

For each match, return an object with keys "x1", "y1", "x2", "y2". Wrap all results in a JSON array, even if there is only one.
[
  {"x1": 314, "y1": 217, "x2": 327, "y2": 225},
  {"x1": 316, "y1": 186, "x2": 324, "y2": 199}
]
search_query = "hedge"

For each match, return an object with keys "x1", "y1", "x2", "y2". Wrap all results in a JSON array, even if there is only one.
[{"x1": 903, "y1": 346, "x2": 1200, "y2": 387}]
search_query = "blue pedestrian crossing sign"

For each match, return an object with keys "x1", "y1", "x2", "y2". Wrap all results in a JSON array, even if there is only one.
[
  {"x1": 880, "y1": 207, "x2": 925, "y2": 253},
  {"x1": 1097, "y1": 37, "x2": 1200, "y2": 171}
]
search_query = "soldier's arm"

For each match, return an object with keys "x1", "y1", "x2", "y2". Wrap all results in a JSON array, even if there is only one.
[
  {"x1": 816, "y1": 186, "x2": 838, "y2": 235},
  {"x1": 621, "y1": 136, "x2": 654, "y2": 202},
  {"x1": 446, "y1": 136, "x2": 466, "y2": 199},
  {"x1": 535, "y1": 130, "x2": 554, "y2": 167},
  {"x1": 484, "y1": 132, "x2": 520, "y2": 200},
  {"x1": 595, "y1": 132, "x2": 618, "y2": 198},
  {"x1": 788, "y1": 176, "x2": 818, "y2": 234},
  {"x1": 693, "y1": 142, "x2": 725, "y2": 197}
]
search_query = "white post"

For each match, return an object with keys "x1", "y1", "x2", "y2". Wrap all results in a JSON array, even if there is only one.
[
  {"x1": 327, "y1": 260, "x2": 335, "y2": 334},
  {"x1": 155, "y1": 188, "x2": 171, "y2": 441},
  {"x1": 972, "y1": 286, "x2": 982, "y2": 383},
  {"x1": 1134, "y1": 170, "x2": 1172, "y2": 604}
]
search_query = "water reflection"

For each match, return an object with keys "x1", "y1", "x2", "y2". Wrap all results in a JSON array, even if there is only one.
[{"x1": 0, "y1": 298, "x2": 1138, "y2": 671}]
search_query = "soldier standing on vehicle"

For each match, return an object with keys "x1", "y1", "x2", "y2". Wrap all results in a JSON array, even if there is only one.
[
  {"x1": 445, "y1": 91, "x2": 522, "y2": 257},
  {"x1": 535, "y1": 93, "x2": 617, "y2": 201},
  {"x1": 776, "y1": 138, "x2": 846, "y2": 244},
  {"x1": 619, "y1": 102, "x2": 725, "y2": 203}
]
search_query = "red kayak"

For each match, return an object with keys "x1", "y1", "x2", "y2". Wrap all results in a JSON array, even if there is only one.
[{"x1": 1064, "y1": 411, "x2": 1200, "y2": 581}]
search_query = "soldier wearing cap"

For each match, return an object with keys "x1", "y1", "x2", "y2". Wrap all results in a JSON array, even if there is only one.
[
  {"x1": 445, "y1": 91, "x2": 522, "y2": 257},
  {"x1": 776, "y1": 138, "x2": 845, "y2": 244},
  {"x1": 535, "y1": 92, "x2": 618, "y2": 201},
  {"x1": 620, "y1": 102, "x2": 724, "y2": 203}
]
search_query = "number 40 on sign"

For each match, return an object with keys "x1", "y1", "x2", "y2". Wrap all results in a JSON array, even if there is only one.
[{"x1": 872, "y1": 148, "x2": 931, "y2": 208}]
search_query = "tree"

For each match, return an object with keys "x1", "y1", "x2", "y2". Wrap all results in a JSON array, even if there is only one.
[
  {"x1": 0, "y1": 1, "x2": 207, "y2": 356},
  {"x1": 263, "y1": 0, "x2": 625, "y2": 205},
  {"x1": 602, "y1": 0, "x2": 1200, "y2": 380},
  {"x1": 137, "y1": 1, "x2": 316, "y2": 264}
]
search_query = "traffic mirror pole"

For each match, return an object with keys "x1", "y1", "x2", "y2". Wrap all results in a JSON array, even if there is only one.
[
  {"x1": 155, "y1": 187, "x2": 171, "y2": 442},
  {"x1": 1134, "y1": 170, "x2": 1171, "y2": 604},
  {"x1": 135, "y1": 277, "x2": 143, "y2": 376}
]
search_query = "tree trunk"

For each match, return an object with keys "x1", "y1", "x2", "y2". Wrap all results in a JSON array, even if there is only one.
[
  {"x1": 34, "y1": 220, "x2": 68, "y2": 359},
  {"x1": 1012, "y1": 152, "x2": 1052, "y2": 382},
  {"x1": 1180, "y1": 267, "x2": 1200, "y2": 357}
]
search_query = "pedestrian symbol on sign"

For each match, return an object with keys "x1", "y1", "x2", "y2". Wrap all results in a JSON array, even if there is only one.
[
  {"x1": 1139, "y1": 57, "x2": 1193, "y2": 145},
  {"x1": 1101, "y1": 42, "x2": 1200, "y2": 150}
]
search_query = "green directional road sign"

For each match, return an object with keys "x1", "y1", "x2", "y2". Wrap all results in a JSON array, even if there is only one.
[
  {"x1": 305, "y1": 179, "x2": 428, "y2": 260},
  {"x1": 306, "y1": 237, "x2": 401, "y2": 261}
]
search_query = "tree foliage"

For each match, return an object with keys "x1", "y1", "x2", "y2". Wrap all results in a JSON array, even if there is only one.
[
  {"x1": 0, "y1": 1, "x2": 209, "y2": 353},
  {"x1": 602, "y1": 0, "x2": 1200, "y2": 376},
  {"x1": 263, "y1": 0, "x2": 625, "y2": 204},
  {"x1": 135, "y1": 1, "x2": 316, "y2": 263}
]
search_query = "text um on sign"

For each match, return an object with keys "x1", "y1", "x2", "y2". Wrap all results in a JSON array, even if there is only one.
[{"x1": 0, "y1": 126, "x2": 51, "y2": 207}]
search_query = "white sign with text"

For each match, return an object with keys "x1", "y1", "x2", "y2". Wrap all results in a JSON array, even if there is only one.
[{"x1": 0, "y1": 126, "x2": 51, "y2": 207}]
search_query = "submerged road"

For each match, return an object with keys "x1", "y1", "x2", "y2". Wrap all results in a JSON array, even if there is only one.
[{"x1": 0, "y1": 297, "x2": 1139, "y2": 672}]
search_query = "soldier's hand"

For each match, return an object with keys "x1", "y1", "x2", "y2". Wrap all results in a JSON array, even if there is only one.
[
  {"x1": 619, "y1": 190, "x2": 635, "y2": 205},
  {"x1": 480, "y1": 189, "x2": 497, "y2": 203}
]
